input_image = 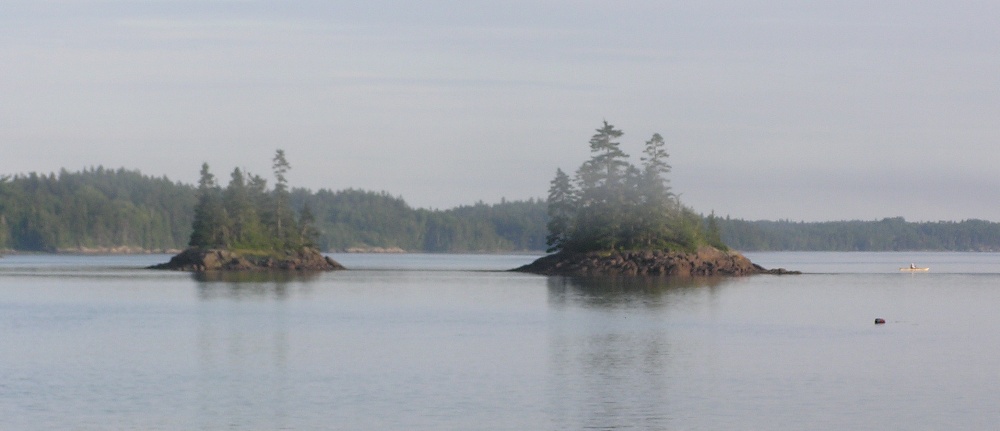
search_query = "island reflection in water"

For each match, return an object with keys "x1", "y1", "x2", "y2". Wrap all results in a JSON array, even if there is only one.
[
  {"x1": 547, "y1": 275, "x2": 731, "y2": 308},
  {"x1": 192, "y1": 270, "x2": 323, "y2": 300},
  {"x1": 7, "y1": 254, "x2": 1000, "y2": 429},
  {"x1": 543, "y1": 275, "x2": 739, "y2": 429}
]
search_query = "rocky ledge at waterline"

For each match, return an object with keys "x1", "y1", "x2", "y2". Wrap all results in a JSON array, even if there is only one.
[
  {"x1": 513, "y1": 247, "x2": 798, "y2": 277},
  {"x1": 148, "y1": 247, "x2": 345, "y2": 272}
]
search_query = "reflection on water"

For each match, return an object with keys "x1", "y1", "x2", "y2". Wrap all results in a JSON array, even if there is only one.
[
  {"x1": 547, "y1": 275, "x2": 729, "y2": 308},
  {"x1": 9, "y1": 254, "x2": 1000, "y2": 430},
  {"x1": 545, "y1": 275, "x2": 733, "y2": 430},
  {"x1": 192, "y1": 271, "x2": 323, "y2": 284},
  {"x1": 193, "y1": 271, "x2": 322, "y2": 300}
]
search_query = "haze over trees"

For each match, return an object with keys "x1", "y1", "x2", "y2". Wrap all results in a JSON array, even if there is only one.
[
  {"x1": 718, "y1": 217, "x2": 1000, "y2": 251},
  {"x1": 3, "y1": 151, "x2": 1000, "y2": 253},
  {"x1": 545, "y1": 121, "x2": 725, "y2": 253}
]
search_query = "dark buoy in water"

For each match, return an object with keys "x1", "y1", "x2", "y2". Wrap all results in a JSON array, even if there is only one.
[{"x1": 874, "y1": 318, "x2": 886, "y2": 324}]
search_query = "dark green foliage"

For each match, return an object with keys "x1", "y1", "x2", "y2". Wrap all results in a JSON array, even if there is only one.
[
  {"x1": 0, "y1": 167, "x2": 547, "y2": 253},
  {"x1": 5, "y1": 161, "x2": 1000, "y2": 253},
  {"x1": 0, "y1": 167, "x2": 195, "y2": 251},
  {"x1": 717, "y1": 216, "x2": 1000, "y2": 251},
  {"x1": 187, "y1": 150, "x2": 313, "y2": 252},
  {"x1": 547, "y1": 121, "x2": 715, "y2": 253},
  {"x1": 290, "y1": 189, "x2": 547, "y2": 252},
  {"x1": 546, "y1": 168, "x2": 575, "y2": 252},
  {"x1": 444, "y1": 199, "x2": 548, "y2": 252}
]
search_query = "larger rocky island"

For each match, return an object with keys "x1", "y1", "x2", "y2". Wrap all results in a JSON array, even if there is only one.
[
  {"x1": 513, "y1": 246, "x2": 797, "y2": 276},
  {"x1": 150, "y1": 247, "x2": 344, "y2": 271},
  {"x1": 522, "y1": 121, "x2": 797, "y2": 277}
]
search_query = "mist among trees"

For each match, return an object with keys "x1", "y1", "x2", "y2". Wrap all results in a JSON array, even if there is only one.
[
  {"x1": 545, "y1": 121, "x2": 725, "y2": 253},
  {"x1": 3, "y1": 148, "x2": 1000, "y2": 253}
]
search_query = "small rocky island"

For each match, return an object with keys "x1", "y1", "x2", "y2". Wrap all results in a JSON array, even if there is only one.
[
  {"x1": 516, "y1": 121, "x2": 797, "y2": 277},
  {"x1": 513, "y1": 247, "x2": 796, "y2": 276},
  {"x1": 150, "y1": 150, "x2": 345, "y2": 272},
  {"x1": 150, "y1": 247, "x2": 344, "y2": 271}
]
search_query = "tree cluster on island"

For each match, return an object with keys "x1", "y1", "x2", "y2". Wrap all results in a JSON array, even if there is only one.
[
  {"x1": 544, "y1": 121, "x2": 725, "y2": 254},
  {"x1": 514, "y1": 121, "x2": 786, "y2": 276},
  {"x1": 151, "y1": 150, "x2": 342, "y2": 271},
  {"x1": 188, "y1": 150, "x2": 318, "y2": 253}
]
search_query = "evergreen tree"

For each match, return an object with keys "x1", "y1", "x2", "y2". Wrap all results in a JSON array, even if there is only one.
[
  {"x1": 189, "y1": 163, "x2": 227, "y2": 248},
  {"x1": 297, "y1": 202, "x2": 320, "y2": 248},
  {"x1": 635, "y1": 133, "x2": 676, "y2": 248},
  {"x1": 573, "y1": 121, "x2": 631, "y2": 251},
  {"x1": 704, "y1": 211, "x2": 726, "y2": 250},
  {"x1": 640, "y1": 133, "x2": 671, "y2": 194},
  {"x1": 545, "y1": 168, "x2": 576, "y2": 252},
  {"x1": 271, "y1": 149, "x2": 296, "y2": 248},
  {"x1": 224, "y1": 168, "x2": 268, "y2": 249},
  {"x1": 587, "y1": 120, "x2": 629, "y2": 185}
]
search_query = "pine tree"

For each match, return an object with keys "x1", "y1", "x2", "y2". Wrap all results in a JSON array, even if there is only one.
[
  {"x1": 297, "y1": 202, "x2": 320, "y2": 248},
  {"x1": 635, "y1": 133, "x2": 676, "y2": 248},
  {"x1": 189, "y1": 163, "x2": 227, "y2": 248},
  {"x1": 573, "y1": 121, "x2": 631, "y2": 251},
  {"x1": 224, "y1": 168, "x2": 269, "y2": 249},
  {"x1": 271, "y1": 149, "x2": 296, "y2": 248},
  {"x1": 545, "y1": 168, "x2": 576, "y2": 252}
]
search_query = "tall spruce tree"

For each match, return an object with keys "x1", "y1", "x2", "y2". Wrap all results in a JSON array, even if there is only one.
[
  {"x1": 271, "y1": 149, "x2": 296, "y2": 248},
  {"x1": 545, "y1": 168, "x2": 576, "y2": 252},
  {"x1": 573, "y1": 121, "x2": 630, "y2": 251},
  {"x1": 635, "y1": 133, "x2": 675, "y2": 248},
  {"x1": 297, "y1": 202, "x2": 320, "y2": 248},
  {"x1": 224, "y1": 168, "x2": 268, "y2": 249},
  {"x1": 189, "y1": 163, "x2": 227, "y2": 248}
]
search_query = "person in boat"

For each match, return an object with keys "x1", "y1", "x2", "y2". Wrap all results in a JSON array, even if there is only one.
[{"x1": 910, "y1": 263, "x2": 916, "y2": 269}]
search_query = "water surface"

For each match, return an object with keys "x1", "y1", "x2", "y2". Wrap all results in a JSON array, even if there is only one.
[{"x1": 2, "y1": 252, "x2": 999, "y2": 429}]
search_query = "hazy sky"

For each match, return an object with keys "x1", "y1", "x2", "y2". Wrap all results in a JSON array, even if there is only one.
[{"x1": 3, "y1": 1, "x2": 999, "y2": 221}]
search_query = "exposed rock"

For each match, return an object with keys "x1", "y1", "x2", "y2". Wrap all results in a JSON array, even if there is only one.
[
  {"x1": 512, "y1": 246, "x2": 799, "y2": 277},
  {"x1": 148, "y1": 247, "x2": 346, "y2": 272}
]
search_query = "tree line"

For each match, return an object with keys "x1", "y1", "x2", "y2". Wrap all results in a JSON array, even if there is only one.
[
  {"x1": 0, "y1": 167, "x2": 194, "y2": 251},
  {"x1": 5, "y1": 161, "x2": 1000, "y2": 254},
  {"x1": 0, "y1": 164, "x2": 546, "y2": 253},
  {"x1": 717, "y1": 216, "x2": 1000, "y2": 251},
  {"x1": 290, "y1": 189, "x2": 546, "y2": 252}
]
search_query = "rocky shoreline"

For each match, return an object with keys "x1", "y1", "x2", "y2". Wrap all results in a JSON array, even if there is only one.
[
  {"x1": 148, "y1": 247, "x2": 345, "y2": 271},
  {"x1": 512, "y1": 247, "x2": 799, "y2": 277}
]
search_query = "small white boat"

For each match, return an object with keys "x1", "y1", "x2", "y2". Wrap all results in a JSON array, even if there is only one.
[{"x1": 900, "y1": 264, "x2": 929, "y2": 272}]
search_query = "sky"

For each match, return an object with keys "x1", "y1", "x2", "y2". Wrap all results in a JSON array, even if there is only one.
[{"x1": 3, "y1": 1, "x2": 999, "y2": 222}]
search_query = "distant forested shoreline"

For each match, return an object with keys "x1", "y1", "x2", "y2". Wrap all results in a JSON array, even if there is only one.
[
  {"x1": 2, "y1": 167, "x2": 1000, "y2": 253},
  {"x1": 716, "y1": 216, "x2": 1000, "y2": 252},
  {"x1": 0, "y1": 167, "x2": 546, "y2": 253}
]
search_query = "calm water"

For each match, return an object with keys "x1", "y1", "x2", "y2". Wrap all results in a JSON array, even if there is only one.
[{"x1": 2, "y1": 252, "x2": 1000, "y2": 430}]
